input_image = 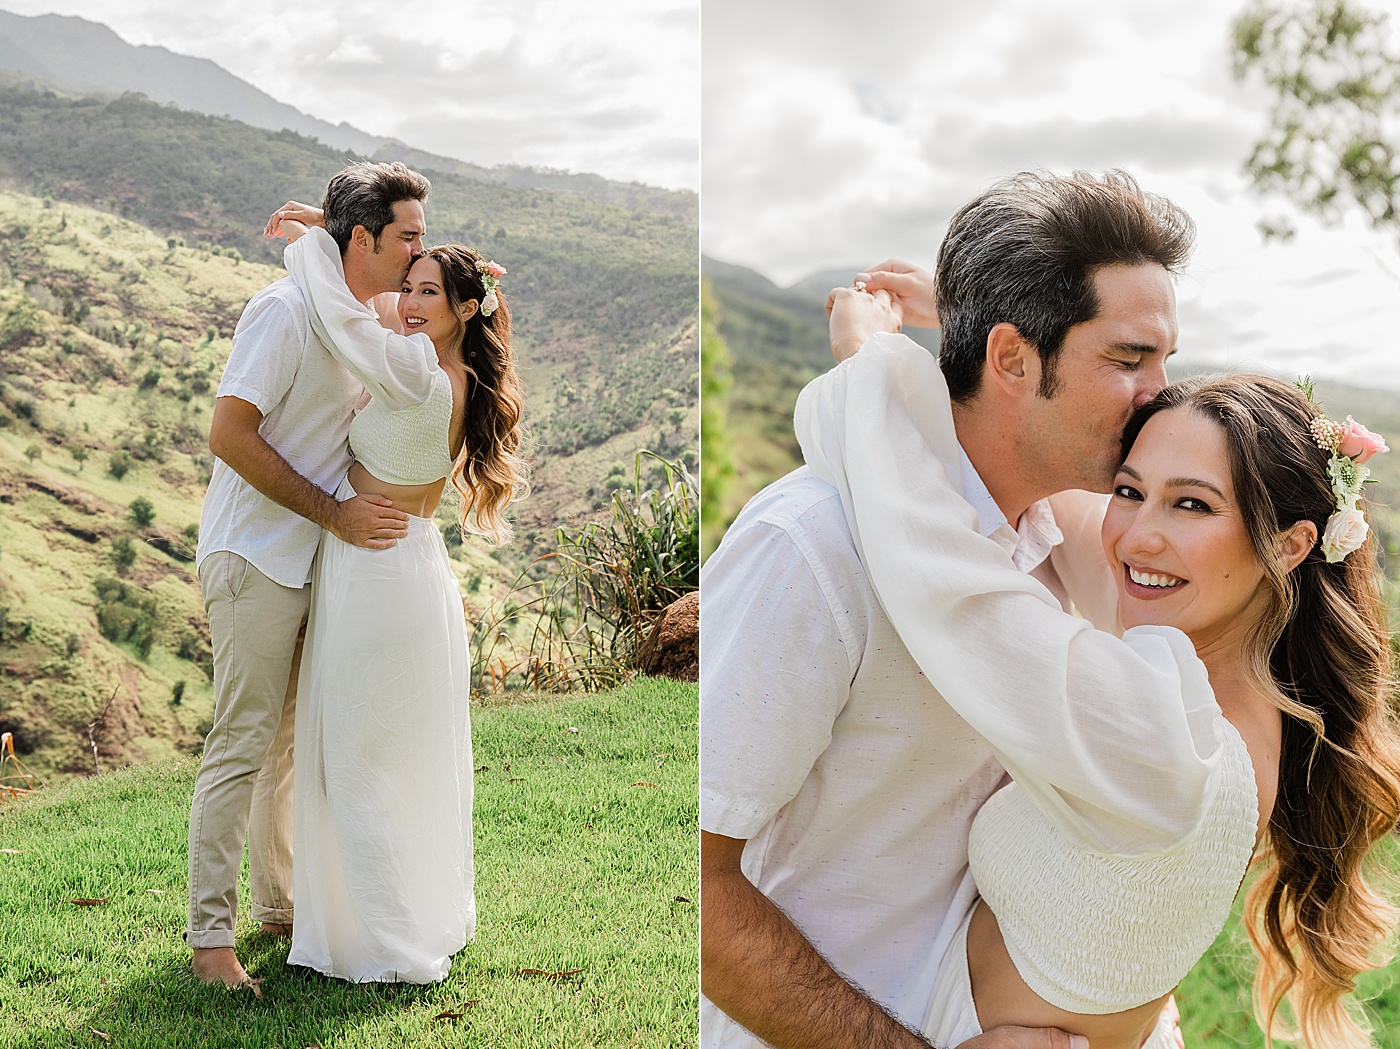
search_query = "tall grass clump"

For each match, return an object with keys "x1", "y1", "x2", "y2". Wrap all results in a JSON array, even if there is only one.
[{"x1": 474, "y1": 453, "x2": 698, "y2": 693}]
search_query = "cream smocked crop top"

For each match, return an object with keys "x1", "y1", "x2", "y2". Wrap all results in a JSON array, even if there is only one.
[
  {"x1": 349, "y1": 368, "x2": 455, "y2": 485},
  {"x1": 970, "y1": 706, "x2": 1258, "y2": 1014}
]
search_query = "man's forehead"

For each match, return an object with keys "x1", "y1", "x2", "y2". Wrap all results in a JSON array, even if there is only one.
[{"x1": 389, "y1": 199, "x2": 426, "y2": 232}]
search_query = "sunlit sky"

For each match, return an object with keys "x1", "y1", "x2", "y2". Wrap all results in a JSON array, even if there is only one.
[
  {"x1": 704, "y1": 0, "x2": 1400, "y2": 392},
  {"x1": 0, "y1": 0, "x2": 699, "y2": 191}
]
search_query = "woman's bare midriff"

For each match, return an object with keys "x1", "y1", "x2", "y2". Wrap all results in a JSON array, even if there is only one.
[
  {"x1": 966, "y1": 902, "x2": 1172, "y2": 1049},
  {"x1": 347, "y1": 461, "x2": 447, "y2": 519}
]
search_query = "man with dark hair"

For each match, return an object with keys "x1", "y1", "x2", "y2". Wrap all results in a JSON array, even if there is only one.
[
  {"x1": 700, "y1": 171, "x2": 1202, "y2": 1049},
  {"x1": 321, "y1": 161, "x2": 432, "y2": 254},
  {"x1": 187, "y1": 160, "x2": 429, "y2": 988}
]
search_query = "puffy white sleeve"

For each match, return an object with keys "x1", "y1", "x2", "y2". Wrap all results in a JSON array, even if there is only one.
[
  {"x1": 794, "y1": 333, "x2": 1224, "y2": 855},
  {"x1": 283, "y1": 226, "x2": 437, "y2": 411}
]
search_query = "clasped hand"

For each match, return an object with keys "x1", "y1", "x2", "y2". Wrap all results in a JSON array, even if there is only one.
[{"x1": 825, "y1": 259, "x2": 938, "y2": 362}]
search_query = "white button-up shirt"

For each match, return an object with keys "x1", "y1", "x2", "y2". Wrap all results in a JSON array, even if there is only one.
[{"x1": 197, "y1": 277, "x2": 364, "y2": 588}]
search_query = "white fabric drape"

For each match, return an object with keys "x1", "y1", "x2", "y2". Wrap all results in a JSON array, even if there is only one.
[{"x1": 793, "y1": 333, "x2": 1225, "y2": 855}]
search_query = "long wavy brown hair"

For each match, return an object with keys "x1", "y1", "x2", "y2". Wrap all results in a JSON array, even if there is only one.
[
  {"x1": 422, "y1": 244, "x2": 528, "y2": 544},
  {"x1": 1122, "y1": 375, "x2": 1400, "y2": 1049}
]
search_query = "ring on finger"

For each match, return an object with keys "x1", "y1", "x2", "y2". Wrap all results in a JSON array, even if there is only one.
[{"x1": 853, "y1": 280, "x2": 867, "y2": 293}]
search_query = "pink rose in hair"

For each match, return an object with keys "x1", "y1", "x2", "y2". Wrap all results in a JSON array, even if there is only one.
[
  {"x1": 482, "y1": 261, "x2": 507, "y2": 278},
  {"x1": 1337, "y1": 416, "x2": 1389, "y2": 463}
]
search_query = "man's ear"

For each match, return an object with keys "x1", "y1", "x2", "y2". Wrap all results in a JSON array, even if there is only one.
[
  {"x1": 984, "y1": 322, "x2": 1037, "y2": 399},
  {"x1": 349, "y1": 224, "x2": 374, "y2": 254},
  {"x1": 1278, "y1": 519, "x2": 1319, "y2": 573}
]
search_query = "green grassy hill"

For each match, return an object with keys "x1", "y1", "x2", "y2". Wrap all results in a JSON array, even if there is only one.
[
  {"x1": 0, "y1": 83, "x2": 697, "y2": 786},
  {"x1": 0, "y1": 84, "x2": 699, "y2": 488}
]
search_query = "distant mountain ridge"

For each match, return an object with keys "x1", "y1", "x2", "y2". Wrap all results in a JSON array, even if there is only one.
[
  {"x1": 0, "y1": 8, "x2": 681, "y2": 206},
  {"x1": 0, "y1": 9, "x2": 388, "y2": 155}
]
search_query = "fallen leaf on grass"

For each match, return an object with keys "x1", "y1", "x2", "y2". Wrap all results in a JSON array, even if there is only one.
[
  {"x1": 474, "y1": 765, "x2": 488, "y2": 773},
  {"x1": 99, "y1": 978, "x2": 108, "y2": 985},
  {"x1": 89, "y1": 1029, "x2": 110, "y2": 1043},
  {"x1": 146, "y1": 889, "x2": 165, "y2": 895},
  {"x1": 0, "y1": 848, "x2": 24, "y2": 854},
  {"x1": 674, "y1": 896, "x2": 692, "y2": 903},
  {"x1": 71, "y1": 897, "x2": 110, "y2": 906},
  {"x1": 519, "y1": 967, "x2": 584, "y2": 979},
  {"x1": 565, "y1": 726, "x2": 579, "y2": 734},
  {"x1": 631, "y1": 781, "x2": 659, "y2": 789},
  {"x1": 508, "y1": 777, "x2": 524, "y2": 783},
  {"x1": 244, "y1": 977, "x2": 265, "y2": 1000},
  {"x1": 432, "y1": 1001, "x2": 480, "y2": 1020}
]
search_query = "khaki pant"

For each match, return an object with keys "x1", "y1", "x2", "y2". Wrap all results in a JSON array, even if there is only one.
[{"x1": 186, "y1": 551, "x2": 308, "y2": 948}]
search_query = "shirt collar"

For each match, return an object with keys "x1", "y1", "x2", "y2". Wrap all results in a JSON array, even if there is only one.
[{"x1": 958, "y1": 445, "x2": 1064, "y2": 573}]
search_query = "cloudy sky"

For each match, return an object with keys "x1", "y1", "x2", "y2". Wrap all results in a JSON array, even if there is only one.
[
  {"x1": 2, "y1": 0, "x2": 698, "y2": 190},
  {"x1": 704, "y1": 0, "x2": 1400, "y2": 392}
]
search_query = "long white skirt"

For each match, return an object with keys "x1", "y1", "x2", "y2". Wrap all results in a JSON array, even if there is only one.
[
  {"x1": 924, "y1": 904, "x2": 1179, "y2": 1049},
  {"x1": 287, "y1": 480, "x2": 475, "y2": 983}
]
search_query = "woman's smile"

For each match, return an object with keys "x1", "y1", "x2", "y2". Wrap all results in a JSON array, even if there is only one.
[{"x1": 1123, "y1": 563, "x2": 1187, "y2": 595}]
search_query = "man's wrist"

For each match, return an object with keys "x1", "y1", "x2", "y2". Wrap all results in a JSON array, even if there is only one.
[{"x1": 316, "y1": 498, "x2": 344, "y2": 537}]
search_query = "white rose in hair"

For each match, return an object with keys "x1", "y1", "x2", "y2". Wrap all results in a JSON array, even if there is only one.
[{"x1": 1321, "y1": 507, "x2": 1368, "y2": 563}]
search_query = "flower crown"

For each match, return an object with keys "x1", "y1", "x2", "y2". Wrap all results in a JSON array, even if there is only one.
[
  {"x1": 477, "y1": 258, "x2": 506, "y2": 316},
  {"x1": 1295, "y1": 377, "x2": 1389, "y2": 563}
]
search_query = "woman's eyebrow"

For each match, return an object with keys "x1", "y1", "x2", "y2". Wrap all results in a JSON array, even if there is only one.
[{"x1": 1118, "y1": 464, "x2": 1224, "y2": 499}]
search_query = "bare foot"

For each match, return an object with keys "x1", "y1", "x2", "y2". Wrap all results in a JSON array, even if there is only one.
[
  {"x1": 191, "y1": 946, "x2": 249, "y2": 987},
  {"x1": 260, "y1": 922, "x2": 292, "y2": 938}
]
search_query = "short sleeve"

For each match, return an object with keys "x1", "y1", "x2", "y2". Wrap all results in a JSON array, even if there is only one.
[
  {"x1": 700, "y1": 518, "x2": 862, "y2": 840},
  {"x1": 217, "y1": 293, "x2": 304, "y2": 415}
]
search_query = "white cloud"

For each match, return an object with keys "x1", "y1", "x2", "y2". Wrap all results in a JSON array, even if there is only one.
[
  {"x1": 0, "y1": 0, "x2": 698, "y2": 189},
  {"x1": 703, "y1": 0, "x2": 1400, "y2": 391}
]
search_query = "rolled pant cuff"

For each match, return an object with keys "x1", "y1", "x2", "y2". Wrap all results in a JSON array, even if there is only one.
[
  {"x1": 184, "y1": 929, "x2": 237, "y2": 949},
  {"x1": 251, "y1": 904, "x2": 294, "y2": 924}
]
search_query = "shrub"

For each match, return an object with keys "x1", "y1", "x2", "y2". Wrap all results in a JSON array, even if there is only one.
[
  {"x1": 178, "y1": 522, "x2": 199, "y2": 561},
  {"x1": 171, "y1": 680, "x2": 185, "y2": 705},
  {"x1": 108, "y1": 450, "x2": 132, "y2": 479},
  {"x1": 473, "y1": 453, "x2": 698, "y2": 692},
  {"x1": 139, "y1": 367, "x2": 161, "y2": 391},
  {"x1": 23, "y1": 443, "x2": 40, "y2": 463},
  {"x1": 64, "y1": 633, "x2": 80, "y2": 658},
  {"x1": 94, "y1": 576, "x2": 157, "y2": 658},
  {"x1": 129, "y1": 497, "x2": 155, "y2": 527},
  {"x1": 110, "y1": 535, "x2": 137, "y2": 574},
  {"x1": 177, "y1": 629, "x2": 213, "y2": 680}
]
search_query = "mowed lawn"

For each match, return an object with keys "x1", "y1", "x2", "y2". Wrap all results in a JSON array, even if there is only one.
[{"x1": 0, "y1": 677, "x2": 698, "y2": 1049}]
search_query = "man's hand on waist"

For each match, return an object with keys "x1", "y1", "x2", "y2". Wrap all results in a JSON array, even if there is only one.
[{"x1": 330, "y1": 494, "x2": 410, "y2": 550}]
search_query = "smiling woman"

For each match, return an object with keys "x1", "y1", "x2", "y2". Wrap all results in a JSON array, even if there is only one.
[
  {"x1": 1105, "y1": 374, "x2": 1400, "y2": 1049},
  {"x1": 1105, "y1": 409, "x2": 1280, "y2": 650}
]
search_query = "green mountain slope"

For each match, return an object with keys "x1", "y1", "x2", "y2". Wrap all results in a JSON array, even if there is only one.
[{"x1": 0, "y1": 84, "x2": 696, "y2": 784}]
